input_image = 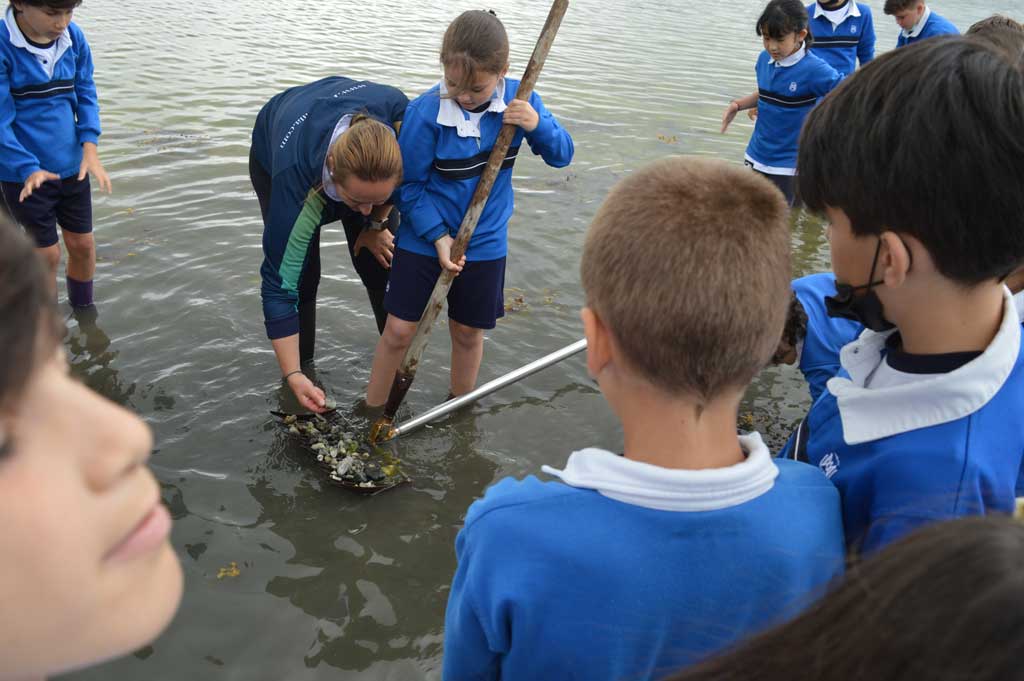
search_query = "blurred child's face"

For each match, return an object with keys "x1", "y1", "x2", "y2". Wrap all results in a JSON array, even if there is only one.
[
  {"x1": 892, "y1": 2, "x2": 927, "y2": 31},
  {"x1": 11, "y1": 2, "x2": 74, "y2": 43},
  {"x1": 763, "y1": 29, "x2": 809, "y2": 61},
  {"x1": 0, "y1": 351, "x2": 182, "y2": 678},
  {"x1": 444, "y1": 65, "x2": 507, "y2": 111}
]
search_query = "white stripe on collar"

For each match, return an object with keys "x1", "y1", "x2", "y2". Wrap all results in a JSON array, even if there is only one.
[
  {"x1": 903, "y1": 6, "x2": 932, "y2": 38},
  {"x1": 770, "y1": 44, "x2": 807, "y2": 68},
  {"x1": 828, "y1": 286, "x2": 1020, "y2": 445},
  {"x1": 436, "y1": 78, "x2": 507, "y2": 138},
  {"x1": 814, "y1": 1, "x2": 861, "y2": 28},
  {"x1": 3, "y1": 6, "x2": 72, "y2": 79},
  {"x1": 540, "y1": 432, "x2": 779, "y2": 512}
]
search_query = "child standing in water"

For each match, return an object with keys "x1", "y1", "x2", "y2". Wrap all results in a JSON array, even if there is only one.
[
  {"x1": 365, "y1": 9, "x2": 574, "y2": 406},
  {"x1": 722, "y1": 0, "x2": 841, "y2": 207}
]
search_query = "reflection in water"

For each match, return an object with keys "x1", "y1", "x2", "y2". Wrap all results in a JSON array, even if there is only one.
[{"x1": 247, "y1": 418, "x2": 497, "y2": 674}]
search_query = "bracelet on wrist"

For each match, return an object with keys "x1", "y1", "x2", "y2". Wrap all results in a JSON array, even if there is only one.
[{"x1": 283, "y1": 369, "x2": 303, "y2": 382}]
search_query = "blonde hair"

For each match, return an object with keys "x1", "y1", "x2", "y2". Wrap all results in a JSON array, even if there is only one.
[
  {"x1": 580, "y1": 156, "x2": 791, "y2": 405},
  {"x1": 327, "y1": 114, "x2": 402, "y2": 187}
]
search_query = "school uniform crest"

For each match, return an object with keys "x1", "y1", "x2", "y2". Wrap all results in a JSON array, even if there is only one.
[
  {"x1": 819, "y1": 452, "x2": 840, "y2": 479},
  {"x1": 789, "y1": 82, "x2": 798, "y2": 93},
  {"x1": 851, "y1": 25, "x2": 858, "y2": 33}
]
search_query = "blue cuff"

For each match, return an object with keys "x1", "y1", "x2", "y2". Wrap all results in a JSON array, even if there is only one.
[
  {"x1": 424, "y1": 223, "x2": 448, "y2": 244},
  {"x1": 265, "y1": 313, "x2": 300, "y2": 340},
  {"x1": 78, "y1": 131, "x2": 100, "y2": 146}
]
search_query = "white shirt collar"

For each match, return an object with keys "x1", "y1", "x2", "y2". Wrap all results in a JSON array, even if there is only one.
[
  {"x1": 903, "y1": 5, "x2": 932, "y2": 38},
  {"x1": 814, "y1": 1, "x2": 861, "y2": 28},
  {"x1": 3, "y1": 6, "x2": 72, "y2": 78},
  {"x1": 770, "y1": 43, "x2": 807, "y2": 68},
  {"x1": 540, "y1": 432, "x2": 779, "y2": 512},
  {"x1": 322, "y1": 114, "x2": 353, "y2": 202},
  {"x1": 1014, "y1": 290, "x2": 1024, "y2": 320},
  {"x1": 436, "y1": 78, "x2": 507, "y2": 138},
  {"x1": 827, "y1": 286, "x2": 1021, "y2": 445}
]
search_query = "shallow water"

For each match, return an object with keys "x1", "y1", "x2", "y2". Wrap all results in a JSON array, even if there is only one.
[{"x1": 59, "y1": 1, "x2": 1016, "y2": 679}]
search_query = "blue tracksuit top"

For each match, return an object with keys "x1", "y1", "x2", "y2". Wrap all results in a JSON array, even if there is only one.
[
  {"x1": 395, "y1": 78, "x2": 573, "y2": 261},
  {"x1": 793, "y1": 273, "x2": 863, "y2": 403},
  {"x1": 745, "y1": 48, "x2": 841, "y2": 175},
  {"x1": 0, "y1": 11, "x2": 100, "y2": 183},
  {"x1": 251, "y1": 77, "x2": 408, "y2": 339},
  {"x1": 806, "y1": 3, "x2": 876, "y2": 76},
  {"x1": 783, "y1": 290, "x2": 1024, "y2": 555},
  {"x1": 443, "y1": 445, "x2": 845, "y2": 681},
  {"x1": 896, "y1": 10, "x2": 959, "y2": 47}
]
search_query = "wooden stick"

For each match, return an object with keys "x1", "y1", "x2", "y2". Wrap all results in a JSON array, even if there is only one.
[{"x1": 370, "y1": 0, "x2": 570, "y2": 443}]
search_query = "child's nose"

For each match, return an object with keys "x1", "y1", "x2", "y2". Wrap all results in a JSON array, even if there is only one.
[{"x1": 79, "y1": 386, "x2": 155, "y2": 493}]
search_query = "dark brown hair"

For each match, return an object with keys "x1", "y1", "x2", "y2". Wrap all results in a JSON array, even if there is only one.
[
  {"x1": 580, "y1": 156, "x2": 791, "y2": 405},
  {"x1": 326, "y1": 114, "x2": 402, "y2": 187},
  {"x1": 440, "y1": 10, "x2": 509, "y2": 95},
  {"x1": 0, "y1": 217, "x2": 60, "y2": 414},
  {"x1": 883, "y1": 0, "x2": 923, "y2": 15},
  {"x1": 10, "y1": 0, "x2": 82, "y2": 10},
  {"x1": 798, "y1": 37, "x2": 1024, "y2": 284},
  {"x1": 670, "y1": 516, "x2": 1024, "y2": 681}
]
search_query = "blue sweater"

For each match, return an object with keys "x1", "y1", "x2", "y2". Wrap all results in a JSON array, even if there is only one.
[
  {"x1": 251, "y1": 77, "x2": 408, "y2": 339},
  {"x1": 793, "y1": 273, "x2": 863, "y2": 403},
  {"x1": 745, "y1": 48, "x2": 841, "y2": 175},
  {"x1": 0, "y1": 12, "x2": 100, "y2": 183},
  {"x1": 395, "y1": 78, "x2": 573, "y2": 261},
  {"x1": 783, "y1": 290, "x2": 1024, "y2": 554},
  {"x1": 896, "y1": 10, "x2": 959, "y2": 47},
  {"x1": 443, "y1": 446, "x2": 845, "y2": 681},
  {"x1": 806, "y1": 2, "x2": 876, "y2": 76}
]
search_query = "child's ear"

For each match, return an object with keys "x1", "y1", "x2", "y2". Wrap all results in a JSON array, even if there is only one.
[
  {"x1": 879, "y1": 231, "x2": 912, "y2": 288},
  {"x1": 581, "y1": 307, "x2": 611, "y2": 380},
  {"x1": 798, "y1": 28, "x2": 809, "y2": 43},
  {"x1": 500, "y1": 64, "x2": 509, "y2": 80}
]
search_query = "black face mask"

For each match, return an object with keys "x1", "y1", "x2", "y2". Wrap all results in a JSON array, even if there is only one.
[{"x1": 825, "y1": 240, "x2": 896, "y2": 332}]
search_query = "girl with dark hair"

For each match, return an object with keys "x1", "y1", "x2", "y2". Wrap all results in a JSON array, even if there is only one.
[
  {"x1": 250, "y1": 77, "x2": 408, "y2": 413},
  {"x1": 721, "y1": 0, "x2": 841, "y2": 206},
  {"x1": 0, "y1": 216, "x2": 183, "y2": 679},
  {"x1": 364, "y1": 9, "x2": 573, "y2": 407},
  {"x1": 669, "y1": 516, "x2": 1024, "y2": 681}
]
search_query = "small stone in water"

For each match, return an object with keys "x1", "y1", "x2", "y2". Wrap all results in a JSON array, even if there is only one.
[{"x1": 325, "y1": 397, "x2": 337, "y2": 410}]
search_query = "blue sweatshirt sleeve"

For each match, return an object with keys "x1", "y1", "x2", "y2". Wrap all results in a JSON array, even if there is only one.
[
  {"x1": 443, "y1": 523, "x2": 502, "y2": 681},
  {"x1": 260, "y1": 169, "x2": 327, "y2": 339},
  {"x1": 858, "y1": 8, "x2": 876, "y2": 65},
  {"x1": 0, "y1": 52, "x2": 41, "y2": 182},
  {"x1": 523, "y1": 91, "x2": 573, "y2": 168},
  {"x1": 72, "y1": 27, "x2": 101, "y2": 146},
  {"x1": 395, "y1": 99, "x2": 449, "y2": 245}
]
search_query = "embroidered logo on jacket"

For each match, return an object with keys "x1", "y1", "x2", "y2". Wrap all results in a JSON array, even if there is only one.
[
  {"x1": 851, "y1": 25, "x2": 858, "y2": 33},
  {"x1": 819, "y1": 452, "x2": 840, "y2": 479},
  {"x1": 789, "y1": 82, "x2": 798, "y2": 93}
]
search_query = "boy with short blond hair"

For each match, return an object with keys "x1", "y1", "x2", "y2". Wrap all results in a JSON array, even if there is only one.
[{"x1": 442, "y1": 157, "x2": 846, "y2": 681}]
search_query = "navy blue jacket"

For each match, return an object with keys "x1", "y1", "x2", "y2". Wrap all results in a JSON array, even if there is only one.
[{"x1": 251, "y1": 77, "x2": 408, "y2": 339}]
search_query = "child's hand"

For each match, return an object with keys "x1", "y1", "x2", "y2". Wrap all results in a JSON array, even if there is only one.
[
  {"x1": 79, "y1": 142, "x2": 113, "y2": 194},
  {"x1": 504, "y1": 99, "x2": 539, "y2": 132},
  {"x1": 434, "y1": 235, "x2": 466, "y2": 274},
  {"x1": 20, "y1": 170, "x2": 60, "y2": 202},
  {"x1": 721, "y1": 101, "x2": 741, "y2": 133},
  {"x1": 747, "y1": 106, "x2": 758, "y2": 121},
  {"x1": 354, "y1": 228, "x2": 395, "y2": 269},
  {"x1": 286, "y1": 372, "x2": 328, "y2": 413}
]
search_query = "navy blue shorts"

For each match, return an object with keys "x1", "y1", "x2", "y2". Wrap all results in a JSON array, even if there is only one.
[
  {"x1": 0, "y1": 176, "x2": 93, "y2": 248},
  {"x1": 384, "y1": 248, "x2": 506, "y2": 330}
]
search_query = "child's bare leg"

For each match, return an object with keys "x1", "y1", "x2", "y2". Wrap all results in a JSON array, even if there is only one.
[
  {"x1": 366, "y1": 314, "x2": 419, "y2": 406},
  {"x1": 37, "y1": 244, "x2": 61, "y2": 297},
  {"x1": 449, "y1": 319, "x2": 484, "y2": 396},
  {"x1": 63, "y1": 231, "x2": 96, "y2": 307}
]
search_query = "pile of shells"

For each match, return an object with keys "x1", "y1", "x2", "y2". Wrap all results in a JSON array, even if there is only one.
[{"x1": 281, "y1": 413, "x2": 401, "y2": 489}]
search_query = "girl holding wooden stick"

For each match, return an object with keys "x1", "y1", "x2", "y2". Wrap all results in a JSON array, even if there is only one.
[{"x1": 365, "y1": 9, "x2": 574, "y2": 407}]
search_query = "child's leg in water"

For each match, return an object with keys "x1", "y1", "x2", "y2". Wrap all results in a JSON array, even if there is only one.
[
  {"x1": 366, "y1": 314, "x2": 418, "y2": 406},
  {"x1": 449, "y1": 319, "x2": 484, "y2": 396}
]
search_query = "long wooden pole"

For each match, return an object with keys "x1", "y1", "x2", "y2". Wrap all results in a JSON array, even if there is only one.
[{"x1": 370, "y1": 0, "x2": 570, "y2": 443}]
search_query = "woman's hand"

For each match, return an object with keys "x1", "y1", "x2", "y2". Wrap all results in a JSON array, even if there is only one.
[
  {"x1": 504, "y1": 99, "x2": 540, "y2": 132},
  {"x1": 354, "y1": 228, "x2": 395, "y2": 269},
  {"x1": 79, "y1": 142, "x2": 112, "y2": 194},
  {"x1": 287, "y1": 372, "x2": 327, "y2": 413},
  {"x1": 434, "y1": 235, "x2": 466, "y2": 274}
]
